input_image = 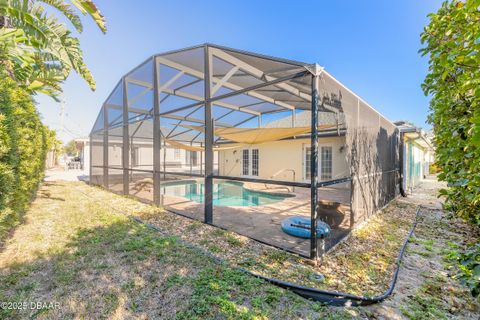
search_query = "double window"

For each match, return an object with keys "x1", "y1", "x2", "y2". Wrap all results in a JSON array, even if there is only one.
[
  {"x1": 242, "y1": 149, "x2": 259, "y2": 176},
  {"x1": 304, "y1": 146, "x2": 333, "y2": 181},
  {"x1": 132, "y1": 147, "x2": 140, "y2": 167}
]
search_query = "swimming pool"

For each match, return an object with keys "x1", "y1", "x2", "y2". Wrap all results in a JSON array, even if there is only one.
[{"x1": 160, "y1": 180, "x2": 289, "y2": 206}]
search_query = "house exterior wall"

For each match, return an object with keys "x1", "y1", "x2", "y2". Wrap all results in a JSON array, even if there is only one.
[
  {"x1": 82, "y1": 142, "x2": 90, "y2": 176},
  {"x1": 107, "y1": 143, "x2": 123, "y2": 167},
  {"x1": 218, "y1": 136, "x2": 349, "y2": 186}
]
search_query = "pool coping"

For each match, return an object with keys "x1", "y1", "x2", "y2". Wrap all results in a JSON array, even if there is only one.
[{"x1": 161, "y1": 178, "x2": 297, "y2": 200}]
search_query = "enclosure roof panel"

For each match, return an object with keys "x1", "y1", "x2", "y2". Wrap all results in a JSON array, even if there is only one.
[
  {"x1": 91, "y1": 44, "x2": 397, "y2": 137},
  {"x1": 155, "y1": 43, "x2": 313, "y2": 69}
]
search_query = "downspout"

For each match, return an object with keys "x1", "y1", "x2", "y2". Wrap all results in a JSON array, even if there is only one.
[{"x1": 399, "y1": 131, "x2": 407, "y2": 197}]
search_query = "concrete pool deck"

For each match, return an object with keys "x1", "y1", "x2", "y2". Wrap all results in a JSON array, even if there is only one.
[{"x1": 109, "y1": 177, "x2": 352, "y2": 256}]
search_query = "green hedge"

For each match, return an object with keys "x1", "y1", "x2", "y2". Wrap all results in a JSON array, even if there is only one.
[
  {"x1": 421, "y1": 0, "x2": 480, "y2": 297},
  {"x1": 0, "y1": 75, "x2": 51, "y2": 245}
]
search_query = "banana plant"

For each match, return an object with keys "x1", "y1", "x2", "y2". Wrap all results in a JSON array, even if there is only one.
[{"x1": 0, "y1": 0, "x2": 106, "y2": 100}]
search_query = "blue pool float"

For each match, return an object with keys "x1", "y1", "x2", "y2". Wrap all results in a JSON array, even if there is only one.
[{"x1": 281, "y1": 216, "x2": 331, "y2": 239}]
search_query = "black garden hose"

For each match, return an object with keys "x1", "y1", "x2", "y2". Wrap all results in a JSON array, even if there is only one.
[
  {"x1": 140, "y1": 204, "x2": 423, "y2": 306},
  {"x1": 243, "y1": 205, "x2": 422, "y2": 306}
]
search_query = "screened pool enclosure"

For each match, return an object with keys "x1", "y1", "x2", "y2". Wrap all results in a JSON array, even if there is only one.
[{"x1": 90, "y1": 44, "x2": 400, "y2": 260}]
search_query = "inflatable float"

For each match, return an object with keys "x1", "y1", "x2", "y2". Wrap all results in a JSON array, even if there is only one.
[{"x1": 281, "y1": 216, "x2": 331, "y2": 239}]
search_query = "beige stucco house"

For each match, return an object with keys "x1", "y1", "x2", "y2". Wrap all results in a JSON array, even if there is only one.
[
  {"x1": 218, "y1": 135, "x2": 348, "y2": 183},
  {"x1": 218, "y1": 111, "x2": 349, "y2": 187}
]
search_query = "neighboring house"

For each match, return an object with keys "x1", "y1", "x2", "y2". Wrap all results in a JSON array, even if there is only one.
[
  {"x1": 395, "y1": 121, "x2": 435, "y2": 193},
  {"x1": 90, "y1": 134, "x2": 217, "y2": 179}
]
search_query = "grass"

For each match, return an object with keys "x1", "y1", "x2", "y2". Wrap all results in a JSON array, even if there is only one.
[
  {"x1": 399, "y1": 275, "x2": 465, "y2": 320},
  {"x1": 0, "y1": 180, "x2": 478, "y2": 319},
  {"x1": 0, "y1": 182, "x2": 330, "y2": 319},
  {"x1": 140, "y1": 198, "x2": 417, "y2": 296},
  {"x1": 211, "y1": 228, "x2": 243, "y2": 247}
]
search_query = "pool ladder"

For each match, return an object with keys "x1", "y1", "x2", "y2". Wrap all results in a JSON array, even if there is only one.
[{"x1": 267, "y1": 169, "x2": 296, "y2": 192}]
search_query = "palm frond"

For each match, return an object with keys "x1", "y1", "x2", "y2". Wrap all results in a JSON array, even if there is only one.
[
  {"x1": 38, "y1": 0, "x2": 83, "y2": 32},
  {"x1": 69, "y1": 0, "x2": 105, "y2": 33},
  {"x1": 0, "y1": 0, "x2": 49, "y2": 46},
  {"x1": 14, "y1": 2, "x2": 96, "y2": 89}
]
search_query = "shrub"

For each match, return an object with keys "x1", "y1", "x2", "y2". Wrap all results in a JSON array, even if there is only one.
[
  {"x1": 0, "y1": 74, "x2": 51, "y2": 245},
  {"x1": 428, "y1": 163, "x2": 440, "y2": 175},
  {"x1": 420, "y1": 0, "x2": 480, "y2": 296},
  {"x1": 455, "y1": 243, "x2": 480, "y2": 297}
]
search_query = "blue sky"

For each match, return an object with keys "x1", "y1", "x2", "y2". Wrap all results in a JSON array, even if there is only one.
[{"x1": 36, "y1": 0, "x2": 442, "y2": 142}]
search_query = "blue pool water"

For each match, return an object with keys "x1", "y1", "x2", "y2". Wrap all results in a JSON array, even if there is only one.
[{"x1": 160, "y1": 180, "x2": 288, "y2": 206}]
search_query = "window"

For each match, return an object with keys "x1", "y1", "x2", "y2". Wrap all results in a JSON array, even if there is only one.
[
  {"x1": 252, "y1": 149, "x2": 259, "y2": 176},
  {"x1": 242, "y1": 149, "x2": 249, "y2": 176},
  {"x1": 132, "y1": 147, "x2": 140, "y2": 167},
  {"x1": 321, "y1": 146, "x2": 332, "y2": 180},
  {"x1": 174, "y1": 148, "x2": 180, "y2": 160}
]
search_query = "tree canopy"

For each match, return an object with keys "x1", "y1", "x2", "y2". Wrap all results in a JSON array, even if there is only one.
[{"x1": 63, "y1": 139, "x2": 77, "y2": 156}]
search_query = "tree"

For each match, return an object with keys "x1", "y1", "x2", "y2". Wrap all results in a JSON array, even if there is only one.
[
  {"x1": 63, "y1": 139, "x2": 77, "y2": 156},
  {"x1": 0, "y1": 0, "x2": 106, "y2": 100},
  {"x1": 421, "y1": 0, "x2": 480, "y2": 223},
  {"x1": 420, "y1": 0, "x2": 480, "y2": 296},
  {"x1": 45, "y1": 127, "x2": 62, "y2": 153}
]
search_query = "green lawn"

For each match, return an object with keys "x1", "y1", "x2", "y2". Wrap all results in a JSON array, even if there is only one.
[
  {"x1": 0, "y1": 181, "x2": 478, "y2": 319},
  {"x1": 0, "y1": 182, "x2": 344, "y2": 319}
]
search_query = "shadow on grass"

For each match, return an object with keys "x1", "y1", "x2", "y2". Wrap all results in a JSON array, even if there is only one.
[
  {"x1": 1, "y1": 182, "x2": 67, "y2": 252},
  {"x1": 0, "y1": 218, "x2": 318, "y2": 319},
  {"x1": 36, "y1": 189, "x2": 65, "y2": 202},
  {"x1": 0, "y1": 219, "x2": 200, "y2": 319}
]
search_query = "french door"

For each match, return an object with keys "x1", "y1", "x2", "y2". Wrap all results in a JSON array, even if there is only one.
[
  {"x1": 304, "y1": 145, "x2": 332, "y2": 181},
  {"x1": 242, "y1": 149, "x2": 259, "y2": 176}
]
